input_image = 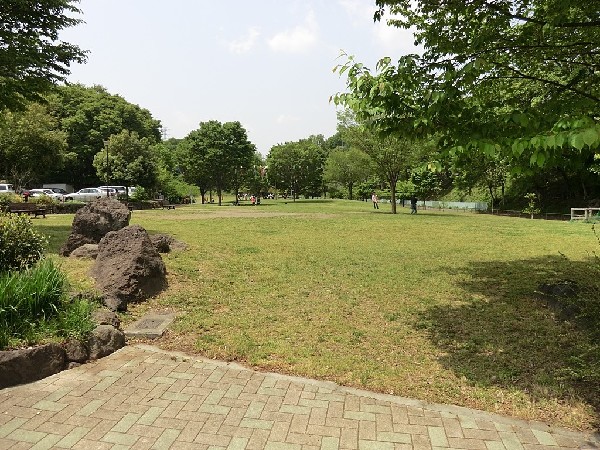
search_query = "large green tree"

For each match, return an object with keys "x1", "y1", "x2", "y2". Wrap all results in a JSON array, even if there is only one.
[
  {"x1": 92, "y1": 130, "x2": 158, "y2": 191},
  {"x1": 267, "y1": 139, "x2": 325, "y2": 200},
  {"x1": 324, "y1": 148, "x2": 373, "y2": 200},
  {"x1": 0, "y1": 0, "x2": 87, "y2": 110},
  {"x1": 335, "y1": 0, "x2": 600, "y2": 176},
  {"x1": 181, "y1": 120, "x2": 255, "y2": 205},
  {"x1": 0, "y1": 103, "x2": 67, "y2": 188},
  {"x1": 46, "y1": 84, "x2": 161, "y2": 188}
]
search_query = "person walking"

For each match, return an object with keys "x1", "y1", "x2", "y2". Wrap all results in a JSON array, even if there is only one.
[
  {"x1": 371, "y1": 192, "x2": 379, "y2": 209},
  {"x1": 410, "y1": 195, "x2": 417, "y2": 214}
]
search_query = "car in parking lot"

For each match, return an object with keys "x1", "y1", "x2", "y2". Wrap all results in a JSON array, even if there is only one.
[
  {"x1": 29, "y1": 188, "x2": 65, "y2": 200},
  {"x1": 65, "y1": 188, "x2": 104, "y2": 202},
  {"x1": 97, "y1": 187, "x2": 118, "y2": 197},
  {"x1": 0, "y1": 183, "x2": 15, "y2": 194}
]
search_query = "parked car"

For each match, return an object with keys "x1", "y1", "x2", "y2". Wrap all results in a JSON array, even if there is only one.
[
  {"x1": 97, "y1": 187, "x2": 118, "y2": 197},
  {"x1": 49, "y1": 187, "x2": 68, "y2": 195},
  {"x1": 98, "y1": 185, "x2": 126, "y2": 196},
  {"x1": 29, "y1": 188, "x2": 65, "y2": 200},
  {"x1": 65, "y1": 188, "x2": 104, "y2": 202},
  {"x1": 0, "y1": 183, "x2": 15, "y2": 194}
]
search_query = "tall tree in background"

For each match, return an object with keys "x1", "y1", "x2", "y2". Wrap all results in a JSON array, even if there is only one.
[
  {"x1": 181, "y1": 120, "x2": 255, "y2": 205},
  {"x1": 46, "y1": 84, "x2": 161, "y2": 187},
  {"x1": 324, "y1": 148, "x2": 372, "y2": 199},
  {"x1": 0, "y1": 0, "x2": 87, "y2": 110},
  {"x1": 92, "y1": 130, "x2": 158, "y2": 191},
  {"x1": 0, "y1": 103, "x2": 67, "y2": 188}
]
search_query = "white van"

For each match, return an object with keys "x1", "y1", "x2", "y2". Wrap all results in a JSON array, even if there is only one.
[{"x1": 0, "y1": 183, "x2": 15, "y2": 193}]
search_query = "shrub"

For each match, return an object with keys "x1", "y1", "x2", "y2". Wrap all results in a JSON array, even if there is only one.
[
  {"x1": 52, "y1": 201, "x2": 86, "y2": 214},
  {"x1": 0, "y1": 192, "x2": 22, "y2": 208},
  {"x1": 30, "y1": 195, "x2": 58, "y2": 207},
  {"x1": 0, "y1": 212, "x2": 47, "y2": 272}
]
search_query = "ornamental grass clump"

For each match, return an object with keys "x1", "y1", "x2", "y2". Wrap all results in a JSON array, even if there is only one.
[{"x1": 0, "y1": 259, "x2": 96, "y2": 349}]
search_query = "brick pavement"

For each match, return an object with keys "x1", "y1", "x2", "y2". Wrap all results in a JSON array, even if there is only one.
[{"x1": 0, "y1": 344, "x2": 598, "y2": 450}]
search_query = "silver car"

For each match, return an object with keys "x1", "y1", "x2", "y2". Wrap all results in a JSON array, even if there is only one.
[{"x1": 65, "y1": 188, "x2": 104, "y2": 202}]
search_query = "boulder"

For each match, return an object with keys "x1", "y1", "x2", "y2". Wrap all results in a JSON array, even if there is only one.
[
  {"x1": 60, "y1": 198, "x2": 130, "y2": 256},
  {"x1": 69, "y1": 243, "x2": 99, "y2": 259},
  {"x1": 87, "y1": 325, "x2": 126, "y2": 359},
  {"x1": 92, "y1": 225, "x2": 167, "y2": 311},
  {"x1": 92, "y1": 308, "x2": 121, "y2": 328},
  {"x1": 64, "y1": 339, "x2": 89, "y2": 363},
  {"x1": 0, "y1": 343, "x2": 66, "y2": 389},
  {"x1": 150, "y1": 234, "x2": 188, "y2": 253}
]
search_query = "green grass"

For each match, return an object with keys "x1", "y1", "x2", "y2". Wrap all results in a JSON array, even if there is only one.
[
  {"x1": 34, "y1": 199, "x2": 600, "y2": 430},
  {"x1": 0, "y1": 258, "x2": 96, "y2": 348}
]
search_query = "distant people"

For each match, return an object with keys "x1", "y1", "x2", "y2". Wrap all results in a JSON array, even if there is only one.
[
  {"x1": 410, "y1": 196, "x2": 417, "y2": 214},
  {"x1": 23, "y1": 191, "x2": 30, "y2": 202},
  {"x1": 371, "y1": 192, "x2": 379, "y2": 209}
]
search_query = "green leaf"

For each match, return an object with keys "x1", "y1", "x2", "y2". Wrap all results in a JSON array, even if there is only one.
[
  {"x1": 569, "y1": 133, "x2": 585, "y2": 150},
  {"x1": 582, "y1": 128, "x2": 599, "y2": 148},
  {"x1": 536, "y1": 152, "x2": 546, "y2": 167}
]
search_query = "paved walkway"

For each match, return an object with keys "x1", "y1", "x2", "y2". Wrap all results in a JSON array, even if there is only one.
[{"x1": 0, "y1": 345, "x2": 598, "y2": 450}]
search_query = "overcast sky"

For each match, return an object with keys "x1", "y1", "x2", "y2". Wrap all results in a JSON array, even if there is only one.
[{"x1": 60, "y1": 0, "x2": 417, "y2": 155}]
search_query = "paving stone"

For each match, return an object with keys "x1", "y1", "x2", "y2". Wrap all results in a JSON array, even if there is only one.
[{"x1": 0, "y1": 344, "x2": 596, "y2": 450}]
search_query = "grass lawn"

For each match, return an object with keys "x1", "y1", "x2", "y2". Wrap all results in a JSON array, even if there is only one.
[{"x1": 35, "y1": 199, "x2": 600, "y2": 430}]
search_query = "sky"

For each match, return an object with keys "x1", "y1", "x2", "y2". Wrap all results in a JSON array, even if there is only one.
[{"x1": 60, "y1": 0, "x2": 418, "y2": 156}]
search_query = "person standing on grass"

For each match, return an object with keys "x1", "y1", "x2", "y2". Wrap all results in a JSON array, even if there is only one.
[
  {"x1": 410, "y1": 195, "x2": 417, "y2": 214},
  {"x1": 371, "y1": 192, "x2": 379, "y2": 209}
]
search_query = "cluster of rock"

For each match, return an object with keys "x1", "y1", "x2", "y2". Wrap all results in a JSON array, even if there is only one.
[
  {"x1": 0, "y1": 308, "x2": 124, "y2": 389},
  {"x1": 60, "y1": 198, "x2": 186, "y2": 311},
  {"x1": 0, "y1": 198, "x2": 188, "y2": 389}
]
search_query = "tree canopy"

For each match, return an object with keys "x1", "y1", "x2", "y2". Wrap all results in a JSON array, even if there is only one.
[
  {"x1": 46, "y1": 84, "x2": 162, "y2": 187},
  {"x1": 334, "y1": 0, "x2": 600, "y2": 173},
  {"x1": 0, "y1": 0, "x2": 87, "y2": 110}
]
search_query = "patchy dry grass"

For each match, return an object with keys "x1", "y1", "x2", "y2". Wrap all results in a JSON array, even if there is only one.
[{"x1": 35, "y1": 199, "x2": 600, "y2": 430}]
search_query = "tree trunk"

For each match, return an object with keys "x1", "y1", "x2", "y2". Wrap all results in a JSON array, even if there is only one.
[
  {"x1": 348, "y1": 182, "x2": 353, "y2": 200},
  {"x1": 217, "y1": 187, "x2": 222, "y2": 206},
  {"x1": 390, "y1": 179, "x2": 397, "y2": 214}
]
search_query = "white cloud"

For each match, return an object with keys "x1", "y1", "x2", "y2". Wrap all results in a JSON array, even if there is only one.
[
  {"x1": 268, "y1": 11, "x2": 318, "y2": 54},
  {"x1": 337, "y1": 0, "x2": 377, "y2": 25},
  {"x1": 276, "y1": 114, "x2": 300, "y2": 125},
  {"x1": 228, "y1": 27, "x2": 261, "y2": 54}
]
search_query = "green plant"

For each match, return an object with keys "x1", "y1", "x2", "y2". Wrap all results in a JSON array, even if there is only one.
[
  {"x1": 0, "y1": 260, "x2": 96, "y2": 348},
  {"x1": 30, "y1": 195, "x2": 58, "y2": 207},
  {"x1": 523, "y1": 193, "x2": 541, "y2": 219},
  {"x1": 0, "y1": 193, "x2": 22, "y2": 208},
  {"x1": 0, "y1": 212, "x2": 47, "y2": 272},
  {"x1": 130, "y1": 186, "x2": 149, "y2": 201}
]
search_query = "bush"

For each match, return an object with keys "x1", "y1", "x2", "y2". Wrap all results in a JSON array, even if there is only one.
[
  {"x1": 0, "y1": 192, "x2": 22, "y2": 208},
  {"x1": 30, "y1": 195, "x2": 58, "y2": 207},
  {"x1": 0, "y1": 259, "x2": 96, "y2": 348},
  {"x1": 0, "y1": 212, "x2": 47, "y2": 272},
  {"x1": 52, "y1": 201, "x2": 86, "y2": 214}
]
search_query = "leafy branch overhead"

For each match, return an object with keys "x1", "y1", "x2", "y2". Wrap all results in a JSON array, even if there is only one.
[{"x1": 334, "y1": 0, "x2": 600, "y2": 172}]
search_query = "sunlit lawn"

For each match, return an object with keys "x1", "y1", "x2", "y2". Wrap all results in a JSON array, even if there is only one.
[{"x1": 35, "y1": 199, "x2": 600, "y2": 430}]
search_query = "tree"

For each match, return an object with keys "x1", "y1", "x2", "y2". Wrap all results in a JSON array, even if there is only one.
[
  {"x1": 92, "y1": 130, "x2": 158, "y2": 191},
  {"x1": 181, "y1": 121, "x2": 255, "y2": 205},
  {"x1": 0, "y1": 0, "x2": 87, "y2": 110},
  {"x1": 0, "y1": 103, "x2": 67, "y2": 188},
  {"x1": 46, "y1": 84, "x2": 161, "y2": 187},
  {"x1": 266, "y1": 139, "x2": 325, "y2": 200},
  {"x1": 335, "y1": 0, "x2": 600, "y2": 173},
  {"x1": 324, "y1": 148, "x2": 373, "y2": 199}
]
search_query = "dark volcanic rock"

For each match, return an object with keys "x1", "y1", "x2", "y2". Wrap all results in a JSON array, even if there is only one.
[
  {"x1": 0, "y1": 343, "x2": 66, "y2": 389},
  {"x1": 87, "y1": 325, "x2": 126, "y2": 359},
  {"x1": 60, "y1": 198, "x2": 130, "y2": 256},
  {"x1": 92, "y1": 225, "x2": 167, "y2": 311}
]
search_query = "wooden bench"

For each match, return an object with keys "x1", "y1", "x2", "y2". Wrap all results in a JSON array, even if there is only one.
[
  {"x1": 7, "y1": 202, "x2": 46, "y2": 218},
  {"x1": 157, "y1": 199, "x2": 175, "y2": 210}
]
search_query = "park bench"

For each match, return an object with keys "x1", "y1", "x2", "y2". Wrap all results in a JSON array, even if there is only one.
[
  {"x1": 159, "y1": 199, "x2": 175, "y2": 210},
  {"x1": 570, "y1": 207, "x2": 600, "y2": 220},
  {"x1": 7, "y1": 202, "x2": 46, "y2": 218}
]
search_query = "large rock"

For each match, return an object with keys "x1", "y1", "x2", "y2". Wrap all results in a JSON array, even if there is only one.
[
  {"x1": 92, "y1": 225, "x2": 167, "y2": 311},
  {"x1": 150, "y1": 233, "x2": 188, "y2": 253},
  {"x1": 0, "y1": 343, "x2": 66, "y2": 389},
  {"x1": 69, "y1": 243, "x2": 99, "y2": 259},
  {"x1": 87, "y1": 325, "x2": 126, "y2": 359},
  {"x1": 63, "y1": 339, "x2": 89, "y2": 363},
  {"x1": 60, "y1": 198, "x2": 130, "y2": 256}
]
